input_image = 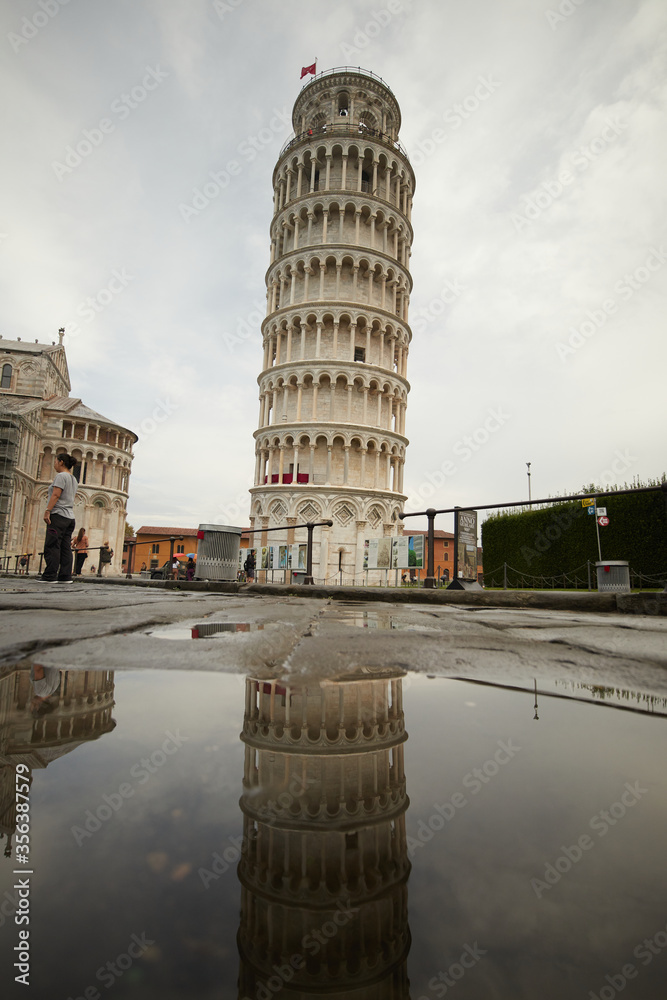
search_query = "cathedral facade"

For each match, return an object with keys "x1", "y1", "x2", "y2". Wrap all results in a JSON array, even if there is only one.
[
  {"x1": 0, "y1": 329, "x2": 136, "y2": 572},
  {"x1": 249, "y1": 69, "x2": 415, "y2": 582}
]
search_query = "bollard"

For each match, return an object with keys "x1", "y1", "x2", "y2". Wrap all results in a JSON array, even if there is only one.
[{"x1": 423, "y1": 508, "x2": 437, "y2": 589}]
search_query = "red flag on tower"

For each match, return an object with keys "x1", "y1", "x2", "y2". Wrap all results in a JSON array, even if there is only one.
[{"x1": 300, "y1": 62, "x2": 317, "y2": 79}]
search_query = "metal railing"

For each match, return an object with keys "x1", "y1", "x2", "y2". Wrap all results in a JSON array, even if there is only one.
[
  {"x1": 400, "y1": 483, "x2": 667, "y2": 588},
  {"x1": 279, "y1": 121, "x2": 411, "y2": 162},
  {"x1": 243, "y1": 520, "x2": 333, "y2": 585},
  {"x1": 124, "y1": 536, "x2": 185, "y2": 578},
  {"x1": 483, "y1": 561, "x2": 667, "y2": 591},
  {"x1": 297, "y1": 66, "x2": 397, "y2": 97}
]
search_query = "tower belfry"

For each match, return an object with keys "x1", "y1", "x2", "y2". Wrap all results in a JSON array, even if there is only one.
[{"x1": 250, "y1": 68, "x2": 415, "y2": 582}]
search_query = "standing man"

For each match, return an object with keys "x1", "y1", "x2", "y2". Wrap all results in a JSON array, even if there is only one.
[{"x1": 41, "y1": 453, "x2": 77, "y2": 583}]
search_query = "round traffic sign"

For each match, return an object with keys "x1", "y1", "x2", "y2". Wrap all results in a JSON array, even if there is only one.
[{"x1": 598, "y1": 515, "x2": 610, "y2": 526}]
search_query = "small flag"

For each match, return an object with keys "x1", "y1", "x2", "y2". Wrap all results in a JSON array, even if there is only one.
[{"x1": 300, "y1": 62, "x2": 316, "y2": 79}]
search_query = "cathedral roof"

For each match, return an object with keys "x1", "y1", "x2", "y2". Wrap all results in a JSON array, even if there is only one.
[
  {"x1": 136, "y1": 526, "x2": 200, "y2": 537},
  {"x1": 43, "y1": 396, "x2": 136, "y2": 436},
  {"x1": 0, "y1": 397, "x2": 44, "y2": 415},
  {"x1": 0, "y1": 338, "x2": 60, "y2": 353}
]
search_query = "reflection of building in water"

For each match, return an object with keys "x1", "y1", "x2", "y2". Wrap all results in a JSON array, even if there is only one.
[
  {"x1": 238, "y1": 669, "x2": 411, "y2": 999},
  {"x1": 0, "y1": 668, "x2": 116, "y2": 857}
]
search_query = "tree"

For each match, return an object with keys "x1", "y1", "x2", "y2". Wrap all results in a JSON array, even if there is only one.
[{"x1": 125, "y1": 522, "x2": 135, "y2": 538}]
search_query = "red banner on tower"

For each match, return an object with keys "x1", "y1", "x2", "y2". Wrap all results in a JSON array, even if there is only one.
[{"x1": 300, "y1": 62, "x2": 316, "y2": 79}]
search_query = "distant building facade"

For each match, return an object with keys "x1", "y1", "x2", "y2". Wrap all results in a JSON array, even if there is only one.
[{"x1": 0, "y1": 329, "x2": 136, "y2": 572}]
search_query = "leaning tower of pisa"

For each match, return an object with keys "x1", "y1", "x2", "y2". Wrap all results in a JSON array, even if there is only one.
[
  {"x1": 249, "y1": 68, "x2": 415, "y2": 583},
  {"x1": 237, "y1": 669, "x2": 411, "y2": 998}
]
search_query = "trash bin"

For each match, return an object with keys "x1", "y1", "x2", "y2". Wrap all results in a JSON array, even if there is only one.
[
  {"x1": 595, "y1": 560, "x2": 631, "y2": 593},
  {"x1": 292, "y1": 570, "x2": 308, "y2": 585},
  {"x1": 194, "y1": 524, "x2": 243, "y2": 581}
]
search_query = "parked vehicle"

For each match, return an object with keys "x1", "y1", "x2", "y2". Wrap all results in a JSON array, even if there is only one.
[{"x1": 150, "y1": 559, "x2": 187, "y2": 580}]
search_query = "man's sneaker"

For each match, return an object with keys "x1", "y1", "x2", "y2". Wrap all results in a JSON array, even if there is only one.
[
  {"x1": 57, "y1": 579, "x2": 74, "y2": 584},
  {"x1": 38, "y1": 576, "x2": 57, "y2": 582}
]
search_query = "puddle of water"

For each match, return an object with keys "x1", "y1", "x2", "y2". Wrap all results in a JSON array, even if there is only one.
[
  {"x1": 1, "y1": 666, "x2": 665, "y2": 998},
  {"x1": 323, "y1": 609, "x2": 442, "y2": 631},
  {"x1": 147, "y1": 622, "x2": 273, "y2": 640}
]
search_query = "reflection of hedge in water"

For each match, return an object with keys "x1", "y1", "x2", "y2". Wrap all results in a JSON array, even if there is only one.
[{"x1": 482, "y1": 490, "x2": 667, "y2": 578}]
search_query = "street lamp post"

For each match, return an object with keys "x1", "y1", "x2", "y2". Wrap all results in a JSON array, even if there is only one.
[{"x1": 526, "y1": 462, "x2": 532, "y2": 508}]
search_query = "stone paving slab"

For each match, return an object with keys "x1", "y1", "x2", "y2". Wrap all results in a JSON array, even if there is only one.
[{"x1": 4, "y1": 578, "x2": 664, "y2": 702}]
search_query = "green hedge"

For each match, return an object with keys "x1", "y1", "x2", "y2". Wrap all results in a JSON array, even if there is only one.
[{"x1": 481, "y1": 490, "x2": 667, "y2": 581}]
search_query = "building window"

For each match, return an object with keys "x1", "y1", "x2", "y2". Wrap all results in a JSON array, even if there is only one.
[
  {"x1": 1, "y1": 364, "x2": 12, "y2": 389},
  {"x1": 151, "y1": 544, "x2": 160, "y2": 554},
  {"x1": 444, "y1": 553, "x2": 448, "y2": 561},
  {"x1": 176, "y1": 544, "x2": 184, "y2": 554},
  {"x1": 354, "y1": 347, "x2": 365, "y2": 362}
]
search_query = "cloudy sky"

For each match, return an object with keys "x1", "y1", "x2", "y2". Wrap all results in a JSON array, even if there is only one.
[{"x1": 2, "y1": 0, "x2": 665, "y2": 533}]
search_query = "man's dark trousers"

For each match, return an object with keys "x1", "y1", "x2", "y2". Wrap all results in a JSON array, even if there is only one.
[{"x1": 43, "y1": 513, "x2": 75, "y2": 580}]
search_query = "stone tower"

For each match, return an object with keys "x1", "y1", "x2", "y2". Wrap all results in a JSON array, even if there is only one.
[
  {"x1": 237, "y1": 669, "x2": 411, "y2": 998},
  {"x1": 249, "y1": 68, "x2": 415, "y2": 582}
]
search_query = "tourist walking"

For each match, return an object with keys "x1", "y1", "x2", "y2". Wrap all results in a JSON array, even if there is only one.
[
  {"x1": 41, "y1": 453, "x2": 77, "y2": 582},
  {"x1": 244, "y1": 550, "x2": 255, "y2": 581},
  {"x1": 72, "y1": 527, "x2": 89, "y2": 576}
]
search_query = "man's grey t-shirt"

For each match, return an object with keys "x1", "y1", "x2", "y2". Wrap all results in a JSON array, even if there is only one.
[{"x1": 48, "y1": 471, "x2": 77, "y2": 518}]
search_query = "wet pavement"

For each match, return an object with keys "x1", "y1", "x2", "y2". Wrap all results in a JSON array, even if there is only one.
[{"x1": 1, "y1": 577, "x2": 667, "y2": 998}]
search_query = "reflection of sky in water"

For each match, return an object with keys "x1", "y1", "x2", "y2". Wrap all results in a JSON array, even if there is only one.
[{"x1": 0, "y1": 669, "x2": 665, "y2": 999}]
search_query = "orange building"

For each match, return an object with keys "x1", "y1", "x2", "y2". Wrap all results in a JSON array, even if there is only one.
[
  {"x1": 405, "y1": 529, "x2": 454, "y2": 582},
  {"x1": 133, "y1": 526, "x2": 200, "y2": 571}
]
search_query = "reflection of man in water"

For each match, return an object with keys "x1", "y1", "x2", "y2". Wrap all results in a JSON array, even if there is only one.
[{"x1": 30, "y1": 664, "x2": 61, "y2": 715}]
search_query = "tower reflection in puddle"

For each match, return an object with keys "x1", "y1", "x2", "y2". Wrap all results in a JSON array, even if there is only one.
[
  {"x1": 0, "y1": 668, "x2": 116, "y2": 858},
  {"x1": 237, "y1": 668, "x2": 411, "y2": 999}
]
